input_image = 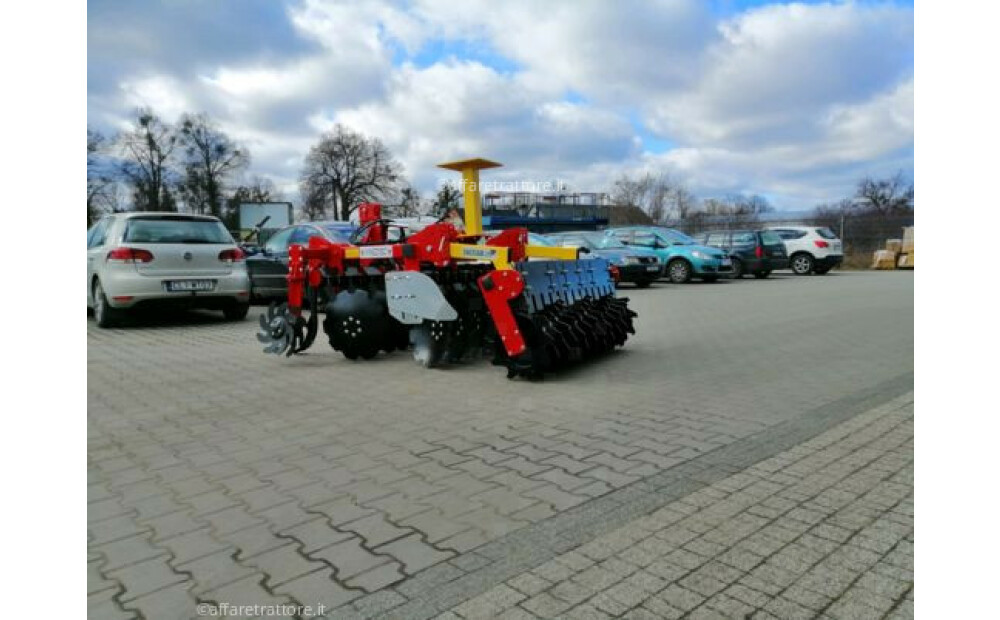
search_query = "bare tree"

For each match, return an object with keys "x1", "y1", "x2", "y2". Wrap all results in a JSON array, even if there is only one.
[
  {"x1": 299, "y1": 183, "x2": 328, "y2": 221},
  {"x1": 855, "y1": 172, "x2": 914, "y2": 215},
  {"x1": 88, "y1": 128, "x2": 113, "y2": 225},
  {"x1": 433, "y1": 182, "x2": 461, "y2": 214},
  {"x1": 397, "y1": 185, "x2": 421, "y2": 217},
  {"x1": 299, "y1": 125, "x2": 402, "y2": 221},
  {"x1": 610, "y1": 172, "x2": 676, "y2": 223},
  {"x1": 117, "y1": 108, "x2": 179, "y2": 211},
  {"x1": 178, "y1": 113, "x2": 249, "y2": 218},
  {"x1": 668, "y1": 185, "x2": 697, "y2": 221}
]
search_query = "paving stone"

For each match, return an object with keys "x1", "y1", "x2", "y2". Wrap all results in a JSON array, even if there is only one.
[
  {"x1": 452, "y1": 585, "x2": 526, "y2": 620},
  {"x1": 402, "y1": 510, "x2": 471, "y2": 544},
  {"x1": 158, "y1": 528, "x2": 230, "y2": 564},
  {"x1": 108, "y1": 556, "x2": 188, "y2": 602},
  {"x1": 521, "y1": 591, "x2": 573, "y2": 617},
  {"x1": 350, "y1": 589, "x2": 409, "y2": 618},
  {"x1": 245, "y1": 543, "x2": 327, "y2": 587},
  {"x1": 345, "y1": 562, "x2": 406, "y2": 593},
  {"x1": 310, "y1": 537, "x2": 390, "y2": 580},
  {"x1": 507, "y1": 572, "x2": 551, "y2": 597},
  {"x1": 175, "y1": 549, "x2": 255, "y2": 596},
  {"x1": 375, "y1": 533, "x2": 455, "y2": 574},
  {"x1": 124, "y1": 582, "x2": 197, "y2": 620},
  {"x1": 273, "y1": 569, "x2": 361, "y2": 616},
  {"x1": 200, "y1": 575, "x2": 295, "y2": 619},
  {"x1": 341, "y1": 513, "x2": 412, "y2": 547},
  {"x1": 88, "y1": 588, "x2": 139, "y2": 620},
  {"x1": 92, "y1": 533, "x2": 167, "y2": 571}
]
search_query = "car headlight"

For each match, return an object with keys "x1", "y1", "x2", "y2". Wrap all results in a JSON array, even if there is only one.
[{"x1": 691, "y1": 250, "x2": 711, "y2": 259}]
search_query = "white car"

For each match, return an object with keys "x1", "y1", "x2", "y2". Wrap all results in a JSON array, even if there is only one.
[
  {"x1": 87, "y1": 212, "x2": 251, "y2": 327},
  {"x1": 768, "y1": 226, "x2": 844, "y2": 275}
]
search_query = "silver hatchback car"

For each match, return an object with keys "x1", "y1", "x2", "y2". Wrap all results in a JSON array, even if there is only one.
[{"x1": 87, "y1": 212, "x2": 251, "y2": 327}]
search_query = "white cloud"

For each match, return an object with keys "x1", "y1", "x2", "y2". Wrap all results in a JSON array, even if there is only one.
[{"x1": 87, "y1": 0, "x2": 914, "y2": 209}]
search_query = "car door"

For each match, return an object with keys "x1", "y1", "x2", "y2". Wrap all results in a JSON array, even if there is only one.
[
  {"x1": 86, "y1": 217, "x2": 113, "y2": 305},
  {"x1": 729, "y1": 231, "x2": 756, "y2": 261},
  {"x1": 249, "y1": 226, "x2": 296, "y2": 298}
]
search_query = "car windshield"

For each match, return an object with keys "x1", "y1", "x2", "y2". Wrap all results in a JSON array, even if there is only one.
[
  {"x1": 816, "y1": 227, "x2": 838, "y2": 239},
  {"x1": 319, "y1": 225, "x2": 351, "y2": 242},
  {"x1": 584, "y1": 232, "x2": 626, "y2": 249},
  {"x1": 655, "y1": 229, "x2": 696, "y2": 245},
  {"x1": 553, "y1": 235, "x2": 593, "y2": 249},
  {"x1": 124, "y1": 217, "x2": 232, "y2": 244}
]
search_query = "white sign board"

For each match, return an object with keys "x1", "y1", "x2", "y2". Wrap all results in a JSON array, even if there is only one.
[{"x1": 239, "y1": 203, "x2": 293, "y2": 230}]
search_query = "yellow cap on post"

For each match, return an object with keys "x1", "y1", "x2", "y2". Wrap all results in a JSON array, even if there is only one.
[{"x1": 437, "y1": 158, "x2": 502, "y2": 236}]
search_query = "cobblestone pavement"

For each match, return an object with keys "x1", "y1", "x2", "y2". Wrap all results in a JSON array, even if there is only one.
[
  {"x1": 439, "y1": 394, "x2": 913, "y2": 620},
  {"x1": 88, "y1": 272, "x2": 913, "y2": 619}
]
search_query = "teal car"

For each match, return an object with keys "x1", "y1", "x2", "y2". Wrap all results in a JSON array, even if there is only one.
[{"x1": 605, "y1": 226, "x2": 734, "y2": 283}]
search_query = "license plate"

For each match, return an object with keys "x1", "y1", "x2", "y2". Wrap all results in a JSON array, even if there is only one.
[
  {"x1": 646, "y1": 265, "x2": 660, "y2": 272},
  {"x1": 165, "y1": 280, "x2": 216, "y2": 292}
]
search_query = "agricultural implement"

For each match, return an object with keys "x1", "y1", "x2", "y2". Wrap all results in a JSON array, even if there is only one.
[{"x1": 256, "y1": 158, "x2": 637, "y2": 378}]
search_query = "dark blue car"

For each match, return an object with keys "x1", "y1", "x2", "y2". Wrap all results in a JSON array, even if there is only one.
[{"x1": 246, "y1": 221, "x2": 354, "y2": 301}]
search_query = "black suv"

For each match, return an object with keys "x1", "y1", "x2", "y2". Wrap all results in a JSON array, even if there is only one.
[{"x1": 692, "y1": 230, "x2": 789, "y2": 279}]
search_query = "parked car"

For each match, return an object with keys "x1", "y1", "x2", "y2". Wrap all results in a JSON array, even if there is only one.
[
  {"x1": 543, "y1": 231, "x2": 663, "y2": 287},
  {"x1": 605, "y1": 226, "x2": 733, "y2": 283},
  {"x1": 86, "y1": 213, "x2": 251, "y2": 327},
  {"x1": 246, "y1": 221, "x2": 354, "y2": 301},
  {"x1": 692, "y1": 229, "x2": 789, "y2": 279},
  {"x1": 768, "y1": 226, "x2": 844, "y2": 275}
]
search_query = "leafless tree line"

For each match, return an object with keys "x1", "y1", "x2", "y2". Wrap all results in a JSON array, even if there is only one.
[
  {"x1": 809, "y1": 172, "x2": 914, "y2": 255},
  {"x1": 87, "y1": 108, "x2": 277, "y2": 227},
  {"x1": 609, "y1": 172, "x2": 773, "y2": 231}
]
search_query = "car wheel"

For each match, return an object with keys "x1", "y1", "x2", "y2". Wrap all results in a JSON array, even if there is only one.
[
  {"x1": 224, "y1": 302, "x2": 250, "y2": 321},
  {"x1": 92, "y1": 280, "x2": 121, "y2": 328},
  {"x1": 753, "y1": 270, "x2": 771, "y2": 279},
  {"x1": 790, "y1": 253, "x2": 814, "y2": 275},
  {"x1": 813, "y1": 265, "x2": 831, "y2": 275},
  {"x1": 731, "y1": 258, "x2": 744, "y2": 279},
  {"x1": 635, "y1": 279, "x2": 652, "y2": 289},
  {"x1": 667, "y1": 259, "x2": 692, "y2": 284}
]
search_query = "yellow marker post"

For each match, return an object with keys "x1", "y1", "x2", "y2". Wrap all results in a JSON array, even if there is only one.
[{"x1": 437, "y1": 158, "x2": 502, "y2": 236}]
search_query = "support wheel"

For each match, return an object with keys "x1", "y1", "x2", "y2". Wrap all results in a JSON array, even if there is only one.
[
  {"x1": 791, "y1": 253, "x2": 814, "y2": 275},
  {"x1": 410, "y1": 321, "x2": 449, "y2": 368},
  {"x1": 93, "y1": 280, "x2": 121, "y2": 328},
  {"x1": 667, "y1": 259, "x2": 693, "y2": 284}
]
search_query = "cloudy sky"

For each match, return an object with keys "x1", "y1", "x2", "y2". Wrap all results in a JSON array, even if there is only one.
[{"x1": 87, "y1": 0, "x2": 913, "y2": 209}]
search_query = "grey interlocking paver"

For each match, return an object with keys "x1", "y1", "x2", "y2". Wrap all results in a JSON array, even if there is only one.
[
  {"x1": 89, "y1": 273, "x2": 912, "y2": 618},
  {"x1": 273, "y1": 569, "x2": 361, "y2": 616},
  {"x1": 310, "y1": 536, "x2": 392, "y2": 580},
  {"x1": 439, "y1": 392, "x2": 913, "y2": 619},
  {"x1": 374, "y1": 533, "x2": 455, "y2": 574}
]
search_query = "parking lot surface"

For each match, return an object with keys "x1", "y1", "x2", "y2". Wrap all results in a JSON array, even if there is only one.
[{"x1": 88, "y1": 271, "x2": 913, "y2": 619}]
